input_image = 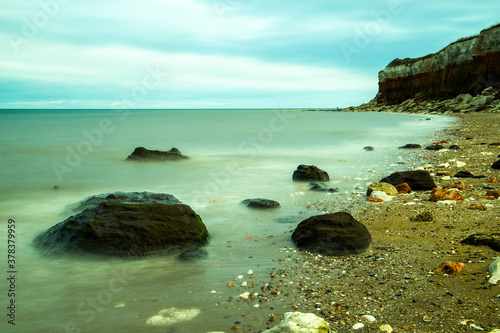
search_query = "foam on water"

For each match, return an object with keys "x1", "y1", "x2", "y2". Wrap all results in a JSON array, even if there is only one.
[{"x1": 0, "y1": 109, "x2": 452, "y2": 332}]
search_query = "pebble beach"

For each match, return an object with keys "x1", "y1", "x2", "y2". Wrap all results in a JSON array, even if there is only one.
[{"x1": 223, "y1": 112, "x2": 500, "y2": 333}]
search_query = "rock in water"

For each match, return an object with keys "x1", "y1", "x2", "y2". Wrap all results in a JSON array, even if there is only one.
[
  {"x1": 262, "y1": 312, "x2": 330, "y2": 333},
  {"x1": 380, "y1": 170, "x2": 436, "y2": 190},
  {"x1": 308, "y1": 182, "x2": 338, "y2": 192},
  {"x1": 291, "y1": 212, "x2": 372, "y2": 256},
  {"x1": 241, "y1": 198, "x2": 281, "y2": 209},
  {"x1": 146, "y1": 308, "x2": 200, "y2": 326},
  {"x1": 488, "y1": 257, "x2": 500, "y2": 284},
  {"x1": 33, "y1": 193, "x2": 208, "y2": 257},
  {"x1": 366, "y1": 182, "x2": 398, "y2": 196},
  {"x1": 398, "y1": 144, "x2": 422, "y2": 149},
  {"x1": 292, "y1": 165, "x2": 329, "y2": 182},
  {"x1": 126, "y1": 147, "x2": 190, "y2": 161}
]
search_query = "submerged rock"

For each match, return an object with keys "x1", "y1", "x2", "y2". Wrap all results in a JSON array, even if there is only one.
[
  {"x1": 363, "y1": 146, "x2": 375, "y2": 151},
  {"x1": 146, "y1": 308, "x2": 200, "y2": 326},
  {"x1": 33, "y1": 192, "x2": 208, "y2": 257},
  {"x1": 126, "y1": 147, "x2": 190, "y2": 161},
  {"x1": 398, "y1": 144, "x2": 422, "y2": 149},
  {"x1": 308, "y1": 181, "x2": 338, "y2": 192},
  {"x1": 292, "y1": 165, "x2": 329, "y2": 182},
  {"x1": 291, "y1": 212, "x2": 372, "y2": 256},
  {"x1": 380, "y1": 170, "x2": 436, "y2": 190},
  {"x1": 241, "y1": 198, "x2": 281, "y2": 209},
  {"x1": 262, "y1": 312, "x2": 330, "y2": 333}
]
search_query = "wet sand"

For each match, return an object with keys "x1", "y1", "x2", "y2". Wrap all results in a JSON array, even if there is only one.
[{"x1": 226, "y1": 113, "x2": 500, "y2": 333}]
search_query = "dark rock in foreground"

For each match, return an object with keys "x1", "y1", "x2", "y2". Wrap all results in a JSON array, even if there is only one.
[
  {"x1": 293, "y1": 165, "x2": 329, "y2": 182},
  {"x1": 241, "y1": 198, "x2": 280, "y2": 210},
  {"x1": 461, "y1": 234, "x2": 500, "y2": 252},
  {"x1": 33, "y1": 193, "x2": 208, "y2": 258},
  {"x1": 126, "y1": 147, "x2": 190, "y2": 161},
  {"x1": 492, "y1": 160, "x2": 500, "y2": 170},
  {"x1": 380, "y1": 170, "x2": 436, "y2": 190},
  {"x1": 425, "y1": 145, "x2": 445, "y2": 151},
  {"x1": 308, "y1": 182, "x2": 339, "y2": 192},
  {"x1": 291, "y1": 212, "x2": 372, "y2": 256},
  {"x1": 399, "y1": 144, "x2": 422, "y2": 149},
  {"x1": 454, "y1": 171, "x2": 486, "y2": 179}
]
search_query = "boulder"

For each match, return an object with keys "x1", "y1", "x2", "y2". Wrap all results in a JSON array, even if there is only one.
[
  {"x1": 126, "y1": 147, "x2": 189, "y2": 161},
  {"x1": 292, "y1": 165, "x2": 329, "y2": 182},
  {"x1": 363, "y1": 146, "x2": 375, "y2": 151},
  {"x1": 380, "y1": 170, "x2": 436, "y2": 190},
  {"x1": 241, "y1": 198, "x2": 281, "y2": 210},
  {"x1": 395, "y1": 183, "x2": 412, "y2": 194},
  {"x1": 461, "y1": 233, "x2": 500, "y2": 251},
  {"x1": 33, "y1": 193, "x2": 208, "y2": 257},
  {"x1": 72, "y1": 191, "x2": 181, "y2": 212},
  {"x1": 291, "y1": 212, "x2": 372, "y2": 256},
  {"x1": 492, "y1": 160, "x2": 500, "y2": 170},
  {"x1": 308, "y1": 182, "x2": 339, "y2": 192},
  {"x1": 262, "y1": 312, "x2": 330, "y2": 333},
  {"x1": 367, "y1": 182, "x2": 398, "y2": 196},
  {"x1": 398, "y1": 144, "x2": 422, "y2": 149},
  {"x1": 429, "y1": 188, "x2": 464, "y2": 202}
]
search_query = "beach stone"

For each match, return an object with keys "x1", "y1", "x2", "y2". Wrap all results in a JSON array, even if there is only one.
[
  {"x1": 363, "y1": 146, "x2": 374, "y2": 151},
  {"x1": 262, "y1": 312, "x2": 330, "y2": 333},
  {"x1": 425, "y1": 144, "x2": 445, "y2": 151},
  {"x1": 241, "y1": 198, "x2": 281, "y2": 209},
  {"x1": 126, "y1": 147, "x2": 190, "y2": 161},
  {"x1": 492, "y1": 160, "x2": 500, "y2": 170},
  {"x1": 370, "y1": 191, "x2": 393, "y2": 202},
  {"x1": 291, "y1": 212, "x2": 372, "y2": 256},
  {"x1": 379, "y1": 324, "x2": 393, "y2": 332},
  {"x1": 367, "y1": 182, "x2": 398, "y2": 196},
  {"x1": 466, "y1": 203, "x2": 488, "y2": 211},
  {"x1": 429, "y1": 188, "x2": 464, "y2": 202},
  {"x1": 367, "y1": 196, "x2": 384, "y2": 203},
  {"x1": 449, "y1": 144, "x2": 461, "y2": 150},
  {"x1": 454, "y1": 171, "x2": 486, "y2": 178},
  {"x1": 398, "y1": 143, "x2": 422, "y2": 149},
  {"x1": 292, "y1": 165, "x2": 329, "y2": 182},
  {"x1": 395, "y1": 183, "x2": 412, "y2": 194},
  {"x1": 433, "y1": 261, "x2": 466, "y2": 274},
  {"x1": 461, "y1": 233, "x2": 500, "y2": 251},
  {"x1": 443, "y1": 181, "x2": 470, "y2": 190},
  {"x1": 33, "y1": 193, "x2": 208, "y2": 257},
  {"x1": 380, "y1": 170, "x2": 436, "y2": 190},
  {"x1": 308, "y1": 182, "x2": 339, "y2": 192},
  {"x1": 488, "y1": 257, "x2": 500, "y2": 284},
  {"x1": 485, "y1": 190, "x2": 500, "y2": 198},
  {"x1": 146, "y1": 307, "x2": 200, "y2": 326},
  {"x1": 361, "y1": 314, "x2": 376, "y2": 323}
]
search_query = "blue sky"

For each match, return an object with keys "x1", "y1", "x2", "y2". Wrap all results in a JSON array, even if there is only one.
[{"x1": 1, "y1": 0, "x2": 499, "y2": 109}]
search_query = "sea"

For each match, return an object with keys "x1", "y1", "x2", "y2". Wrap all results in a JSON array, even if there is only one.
[{"x1": 0, "y1": 109, "x2": 453, "y2": 332}]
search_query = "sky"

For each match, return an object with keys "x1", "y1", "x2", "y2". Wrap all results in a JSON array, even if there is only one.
[{"x1": 1, "y1": 0, "x2": 499, "y2": 109}]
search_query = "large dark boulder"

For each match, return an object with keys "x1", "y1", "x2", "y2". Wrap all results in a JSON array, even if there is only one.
[
  {"x1": 126, "y1": 147, "x2": 189, "y2": 161},
  {"x1": 241, "y1": 198, "x2": 280, "y2": 209},
  {"x1": 33, "y1": 193, "x2": 208, "y2": 258},
  {"x1": 492, "y1": 160, "x2": 500, "y2": 170},
  {"x1": 291, "y1": 212, "x2": 372, "y2": 256},
  {"x1": 453, "y1": 171, "x2": 486, "y2": 179},
  {"x1": 461, "y1": 233, "x2": 500, "y2": 252},
  {"x1": 380, "y1": 170, "x2": 436, "y2": 190},
  {"x1": 292, "y1": 165, "x2": 329, "y2": 182}
]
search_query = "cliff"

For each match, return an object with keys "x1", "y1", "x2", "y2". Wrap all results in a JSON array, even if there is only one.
[{"x1": 377, "y1": 23, "x2": 500, "y2": 105}]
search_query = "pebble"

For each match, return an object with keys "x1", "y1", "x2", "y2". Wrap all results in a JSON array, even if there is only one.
[
  {"x1": 247, "y1": 269, "x2": 254, "y2": 275},
  {"x1": 239, "y1": 292, "x2": 250, "y2": 299},
  {"x1": 470, "y1": 323, "x2": 485, "y2": 331},
  {"x1": 352, "y1": 323, "x2": 364, "y2": 330},
  {"x1": 361, "y1": 314, "x2": 376, "y2": 323},
  {"x1": 379, "y1": 324, "x2": 393, "y2": 332}
]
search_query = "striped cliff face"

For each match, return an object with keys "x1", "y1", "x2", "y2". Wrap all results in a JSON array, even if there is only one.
[{"x1": 376, "y1": 23, "x2": 500, "y2": 105}]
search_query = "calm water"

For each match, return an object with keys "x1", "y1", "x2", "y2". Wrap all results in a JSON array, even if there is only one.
[{"x1": 0, "y1": 109, "x2": 452, "y2": 332}]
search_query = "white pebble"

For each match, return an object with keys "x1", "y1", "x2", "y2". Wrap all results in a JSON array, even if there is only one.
[
  {"x1": 352, "y1": 323, "x2": 364, "y2": 330},
  {"x1": 114, "y1": 303, "x2": 126, "y2": 308},
  {"x1": 361, "y1": 314, "x2": 376, "y2": 323},
  {"x1": 379, "y1": 324, "x2": 393, "y2": 332},
  {"x1": 247, "y1": 269, "x2": 254, "y2": 275},
  {"x1": 470, "y1": 323, "x2": 484, "y2": 331},
  {"x1": 239, "y1": 292, "x2": 250, "y2": 299},
  {"x1": 241, "y1": 281, "x2": 247, "y2": 287},
  {"x1": 237, "y1": 275, "x2": 243, "y2": 280},
  {"x1": 210, "y1": 290, "x2": 217, "y2": 294}
]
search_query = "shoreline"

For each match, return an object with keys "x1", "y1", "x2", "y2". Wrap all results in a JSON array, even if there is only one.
[{"x1": 230, "y1": 111, "x2": 500, "y2": 333}]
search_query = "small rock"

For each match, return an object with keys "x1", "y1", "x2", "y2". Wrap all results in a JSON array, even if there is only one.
[
  {"x1": 429, "y1": 188, "x2": 464, "y2": 202},
  {"x1": 454, "y1": 171, "x2": 486, "y2": 179},
  {"x1": 488, "y1": 177, "x2": 499, "y2": 183},
  {"x1": 433, "y1": 261, "x2": 466, "y2": 274},
  {"x1": 425, "y1": 144, "x2": 445, "y2": 151},
  {"x1": 363, "y1": 146, "x2": 375, "y2": 151},
  {"x1": 126, "y1": 147, "x2": 190, "y2": 161},
  {"x1": 361, "y1": 314, "x2": 376, "y2": 323},
  {"x1": 470, "y1": 323, "x2": 485, "y2": 331},
  {"x1": 379, "y1": 324, "x2": 393, "y2": 332},
  {"x1": 146, "y1": 308, "x2": 200, "y2": 326},
  {"x1": 292, "y1": 165, "x2": 330, "y2": 182},
  {"x1": 412, "y1": 211, "x2": 433, "y2": 222},
  {"x1": 353, "y1": 323, "x2": 365, "y2": 330},
  {"x1": 488, "y1": 257, "x2": 500, "y2": 284},
  {"x1": 261, "y1": 312, "x2": 330, "y2": 333},
  {"x1": 398, "y1": 144, "x2": 422, "y2": 149},
  {"x1": 466, "y1": 203, "x2": 488, "y2": 211},
  {"x1": 395, "y1": 183, "x2": 411, "y2": 194},
  {"x1": 370, "y1": 191, "x2": 393, "y2": 202},
  {"x1": 308, "y1": 182, "x2": 339, "y2": 192},
  {"x1": 443, "y1": 181, "x2": 470, "y2": 190},
  {"x1": 367, "y1": 182, "x2": 398, "y2": 196}
]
